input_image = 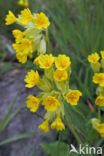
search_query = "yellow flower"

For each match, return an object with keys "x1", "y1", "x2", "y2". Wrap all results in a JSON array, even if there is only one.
[
  {"x1": 54, "y1": 70, "x2": 68, "y2": 81},
  {"x1": 19, "y1": 8, "x2": 33, "y2": 24},
  {"x1": 5, "y1": 10, "x2": 17, "y2": 25},
  {"x1": 26, "y1": 95, "x2": 40, "y2": 112},
  {"x1": 95, "y1": 95, "x2": 104, "y2": 107},
  {"x1": 12, "y1": 29, "x2": 24, "y2": 43},
  {"x1": 18, "y1": 0, "x2": 29, "y2": 7},
  {"x1": 24, "y1": 70, "x2": 40, "y2": 88},
  {"x1": 88, "y1": 52, "x2": 100, "y2": 64},
  {"x1": 12, "y1": 39, "x2": 33, "y2": 54},
  {"x1": 42, "y1": 96, "x2": 60, "y2": 112},
  {"x1": 100, "y1": 51, "x2": 104, "y2": 59},
  {"x1": 97, "y1": 123, "x2": 104, "y2": 138},
  {"x1": 51, "y1": 116, "x2": 65, "y2": 131},
  {"x1": 55, "y1": 55, "x2": 71, "y2": 70},
  {"x1": 34, "y1": 54, "x2": 54, "y2": 69},
  {"x1": 66, "y1": 90, "x2": 82, "y2": 105},
  {"x1": 16, "y1": 51, "x2": 27, "y2": 63},
  {"x1": 34, "y1": 12, "x2": 50, "y2": 29},
  {"x1": 38, "y1": 120, "x2": 50, "y2": 133},
  {"x1": 92, "y1": 73, "x2": 104, "y2": 87}
]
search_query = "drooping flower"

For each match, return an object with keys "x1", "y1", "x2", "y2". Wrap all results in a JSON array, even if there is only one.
[
  {"x1": 95, "y1": 95, "x2": 104, "y2": 107},
  {"x1": 54, "y1": 69, "x2": 68, "y2": 81},
  {"x1": 100, "y1": 51, "x2": 104, "y2": 59},
  {"x1": 97, "y1": 123, "x2": 104, "y2": 138},
  {"x1": 19, "y1": 8, "x2": 33, "y2": 24},
  {"x1": 92, "y1": 73, "x2": 104, "y2": 87},
  {"x1": 34, "y1": 54, "x2": 54, "y2": 69},
  {"x1": 55, "y1": 55, "x2": 71, "y2": 70},
  {"x1": 38, "y1": 120, "x2": 50, "y2": 133},
  {"x1": 12, "y1": 39, "x2": 33, "y2": 54},
  {"x1": 42, "y1": 96, "x2": 60, "y2": 112},
  {"x1": 34, "y1": 12, "x2": 50, "y2": 29},
  {"x1": 66, "y1": 90, "x2": 82, "y2": 105},
  {"x1": 88, "y1": 52, "x2": 100, "y2": 64},
  {"x1": 26, "y1": 95, "x2": 40, "y2": 112},
  {"x1": 5, "y1": 10, "x2": 17, "y2": 25},
  {"x1": 16, "y1": 51, "x2": 27, "y2": 63},
  {"x1": 18, "y1": 0, "x2": 29, "y2": 7},
  {"x1": 12, "y1": 29, "x2": 24, "y2": 43},
  {"x1": 24, "y1": 70, "x2": 40, "y2": 88},
  {"x1": 51, "y1": 116, "x2": 65, "y2": 131}
]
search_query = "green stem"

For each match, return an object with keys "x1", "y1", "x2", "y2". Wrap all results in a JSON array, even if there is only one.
[
  {"x1": 64, "y1": 117, "x2": 83, "y2": 146},
  {"x1": 46, "y1": 29, "x2": 50, "y2": 54},
  {"x1": 98, "y1": 106, "x2": 101, "y2": 121}
]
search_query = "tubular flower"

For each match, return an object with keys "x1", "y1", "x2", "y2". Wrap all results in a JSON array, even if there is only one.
[
  {"x1": 66, "y1": 90, "x2": 82, "y2": 105},
  {"x1": 97, "y1": 123, "x2": 104, "y2": 138},
  {"x1": 26, "y1": 95, "x2": 40, "y2": 112},
  {"x1": 34, "y1": 12, "x2": 50, "y2": 29},
  {"x1": 54, "y1": 69, "x2": 68, "y2": 81},
  {"x1": 18, "y1": 0, "x2": 29, "y2": 7},
  {"x1": 38, "y1": 120, "x2": 50, "y2": 133},
  {"x1": 12, "y1": 29, "x2": 24, "y2": 43},
  {"x1": 55, "y1": 54, "x2": 71, "y2": 70},
  {"x1": 5, "y1": 11, "x2": 17, "y2": 25},
  {"x1": 42, "y1": 96, "x2": 60, "y2": 112},
  {"x1": 24, "y1": 70, "x2": 40, "y2": 88},
  {"x1": 100, "y1": 51, "x2": 104, "y2": 59},
  {"x1": 92, "y1": 73, "x2": 104, "y2": 87},
  {"x1": 88, "y1": 52, "x2": 100, "y2": 64},
  {"x1": 51, "y1": 116, "x2": 65, "y2": 131},
  {"x1": 34, "y1": 54, "x2": 54, "y2": 69},
  {"x1": 12, "y1": 39, "x2": 33, "y2": 54},
  {"x1": 19, "y1": 8, "x2": 33, "y2": 24},
  {"x1": 95, "y1": 95, "x2": 104, "y2": 107},
  {"x1": 16, "y1": 52, "x2": 27, "y2": 63}
]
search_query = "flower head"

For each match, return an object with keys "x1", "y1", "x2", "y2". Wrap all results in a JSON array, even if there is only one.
[
  {"x1": 54, "y1": 70, "x2": 68, "y2": 81},
  {"x1": 51, "y1": 116, "x2": 65, "y2": 131},
  {"x1": 26, "y1": 95, "x2": 40, "y2": 112},
  {"x1": 12, "y1": 29, "x2": 24, "y2": 43},
  {"x1": 97, "y1": 123, "x2": 104, "y2": 138},
  {"x1": 42, "y1": 96, "x2": 60, "y2": 112},
  {"x1": 34, "y1": 12, "x2": 50, "y2": 29},
  {"x1": 66, "y1": 90, "x2": 82, "y2": 105},
  {"x1": 95, "y1": 95, "x2": 104, "y2": 107},
  {"x1": 24, "y1": 70, "x2": 40, "y2": 88},
  {"x1": 88, "y1": 53, "x2": 100, "y2": 64},
  {"x1": 100, "y1": 51, "x2": 104, "y2": 59},
  {"x1": 12, "y1": 39, "x2": 33, "y2": 54},
  {"x1": 92, "y1": 73, "x2": 104, "y2": 87},
  {"x1": 5, "y1": 10, "x2": 17, "y2": 25},
  {"x1": 55, "y1": 55, "x2": 71, "y2": 70},
  {"x1": 34, "y1": 54, "x2": 54, "y2": 69},
  {"x1": 19, "y1": 8, "x2": 33, "y2": 24},
  {"x1": 38, "y1": 120, "x2": 50, "y2": 133},
  {"x1": 16, "y1": 51, "x2": 27, "y2": 63}
]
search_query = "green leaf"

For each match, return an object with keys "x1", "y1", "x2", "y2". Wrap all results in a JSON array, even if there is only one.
[
  {"x1": 41, "y1": 141, "x2": 69, "y2": 156},
  {"x1": 0, "y1": 131, "x2": 37, "y2": 146}
]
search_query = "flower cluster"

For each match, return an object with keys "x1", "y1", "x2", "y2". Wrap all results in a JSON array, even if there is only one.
[
  {"x1": 18, "y1": 0, "x2": 29, "y2": 7},
  {"x1": 25, "y1": 54, "x2": 82, "y2": 132},
  {"x1": 88, "y1": 51, "x2": 104, "y2": 137},
  {"x1": 5, "y1": 9, "x2": 50, "y2": 63}
]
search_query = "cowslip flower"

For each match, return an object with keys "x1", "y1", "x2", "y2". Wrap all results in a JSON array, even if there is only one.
[
  {"x1": 26, "y1": 95, "x2": 40, "y2": 112},
  {"x1": 38, "y1": 120, "x2": 50, "y2": 133},
  {"x1": 24, "y1": 70, "x2": 40, "y2": 88},
  {"x1": 92, "y1": 73, "x2": 104, "y2": 87},
  {"x1": 54, "y1": 69, "x2": 68, "y2": 81},
  {"x1": 34, "y1": 54, "x2": 54, "y2": 69},
  {"x1": 97, "y1": 123, "x2": 104, "y2": 138},
  {"x1": 95, "y1": 95, "x2": 104, "y2": 107},
  {"x1": 51, "y1": 116, "x2": 65, "y2": 131},
  {"x1": 5, "y1": 11, "x2": 17, "y2": 25},
  {"x1": 34, "y1": 12, "x2": 50, "y2": 29},
  {"x1": 18, "y1": 0, "x2": 29, "y2": 7},
  {"x1": 100, "y1": 51, "x2": 104, "y2": 59},
  {"x1": 88, "y1": 52, "x2": 100, "y2": 64},
  {"x1": 66, "y1": 90, "x2": 82, "y2": 105},
  {"x1": 55, "y1": 54, "x2": 71, "y2": 70},
  {"x1": 12, "y1": 29, "x2": 24, "y2": 43},
  {"x1": 19, "y1": 8, "x2": 33, "y2": 24},
  {"x1": 16, "y1": 51, "x2": 27, "y2": 63},
  {"x1": 42, "y1": 96, "x2": 60, "y2": 112}
]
